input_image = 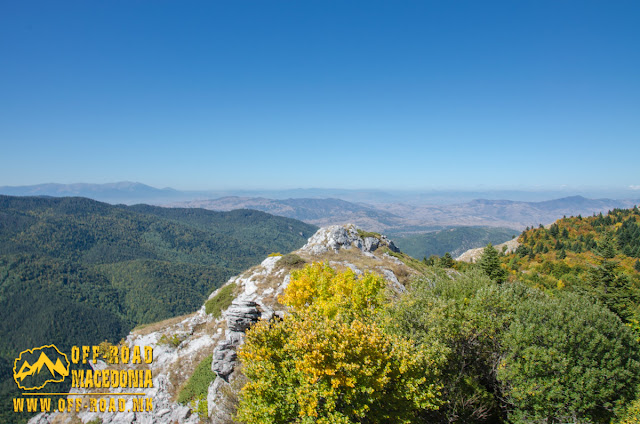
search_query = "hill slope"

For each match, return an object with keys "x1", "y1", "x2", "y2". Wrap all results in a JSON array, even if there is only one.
[
  {"x1": 29, "y1": 224, "x2": 427, "y2": 424},
  {"x1": 174, "y1": 195, "x2": 640, "y2": 234},
  {"x1": 0, "y1": 195, "x2": 316, "y2": 424},
  {"x1": 393, "y1": 226, "x2": 520, "y2": 259}
]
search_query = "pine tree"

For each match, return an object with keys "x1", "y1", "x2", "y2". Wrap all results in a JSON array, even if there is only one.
[
  {"x1": 598, "y1": 233, "x2": 617, "y2": 259},
  {"x1": 557, "y1": 249, "x2": 566, "y2": 260},
  {"x1": 634, "y1": 260, "x2": 640, "y2": 273},
  {"x1": 478, "y1": 244, "x2": 507, "y2": 283},
  {"x1": 440, "y1": 252, "x2": 455, "y2": 268}
]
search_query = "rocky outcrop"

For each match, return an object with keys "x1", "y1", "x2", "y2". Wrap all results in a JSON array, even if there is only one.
[{"x1": 301, "y1": 224, "x2": 399, "y2": 255}]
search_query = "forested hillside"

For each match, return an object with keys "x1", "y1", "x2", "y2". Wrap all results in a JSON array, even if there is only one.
[
  {"x1": 0, "y1": 195, "x2": 316, "y2": 424},
  {"x1": 393, "y1": 226, "x2": 519, "y2": 259},
  {"x1": 500, "y1": 206, "x2": 640, "y2": 327}
]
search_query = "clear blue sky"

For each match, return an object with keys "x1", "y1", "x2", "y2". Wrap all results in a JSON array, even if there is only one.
[{"x1": 1, "y1": 0, "x2": 638, "y2": 191}]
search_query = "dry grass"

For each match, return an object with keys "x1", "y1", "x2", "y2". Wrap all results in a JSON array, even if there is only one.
[
  {"x1": 294, "y1": 246, "x2": 422, "y2": 288},
  {"x1": 132, "y1": 312, "x2": 197, "y2": 336},
  {"x1": 192, "y1": 313, "x2": 225, "y2": 335}
]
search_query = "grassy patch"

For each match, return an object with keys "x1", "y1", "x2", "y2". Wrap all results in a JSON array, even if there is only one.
[
  {"x1": 177, "y1": 354, "x2": 216, "y2": 405},
  {"x1": 383, "y1": 248, "x2": 432, "y2": 275},
  {"x1": 278, "y1": 253, "x2": 306, "y2": 268},
  {"x1": 356, "y1": 229, "x2": 382, "y2": 239},
  {"x1": 205, "y1": 283, "x2": 237, "y2": 318}
]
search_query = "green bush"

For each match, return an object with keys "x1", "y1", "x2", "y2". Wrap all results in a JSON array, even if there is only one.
[
  {"x1": 356, "y1": 229, "x2": 381, "y2": 239},
  {"x1": 387, "y1": 269, "x2": 640, "y2": 423},
  {"x1": 158, "y1": 333, "x2": 182, "y2": 347},
  {"x1": 205, "y1": 283, "x2": 237, "y2": 318},
  {"x1": 177, "y1": 354, "x2": 216, "y2": 405},
  {"x1": 500, "y1": 291, "x2": 640, "y2": 423},
  {"x1": 278, "y1": 253, "x2": 306, "y2": 267},
  {"x1": 190, "y1": 393, "x2": 209, "y2": 422}
]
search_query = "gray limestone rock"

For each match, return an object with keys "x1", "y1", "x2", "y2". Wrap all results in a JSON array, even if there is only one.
[
  {"x1": 377, "y1": 267, "x2": 406, "y2": 293},
  {"x1": 211, "y1": 299, "x2": 261, "y2": 382},
  {"x1": 301, "y1": 224, "x2": 400, "y2": 255},
  {"x1": 363, "y1": 236, "x2": 379, "y2": 252},
  {"x1": 225, "y1": 299, "x2": 261, "y2": 332}
]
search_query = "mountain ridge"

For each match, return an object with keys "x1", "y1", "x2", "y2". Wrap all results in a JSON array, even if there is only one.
[{"x1": 173, "y1": 195, "x2": 640, "y2": 232}]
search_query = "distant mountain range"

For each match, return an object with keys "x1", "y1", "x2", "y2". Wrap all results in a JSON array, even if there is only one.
[
  {"x1": 168, "y1": 196, "x2": 401, "y2": 229},
  {"x1": 2, "y1": 182, "x2": 639, "y2": 206},
  {"x1": 2, "y1": 182, "x2": 638, "y2": 232},
  {"x1": 174, "y1": 195, "x2": 640, "y2": 232},
  {"x1": 383, "y1": 196, "x2": 640, "y2": 231},
  {"x1": 0, "y1": 182, "x2": 187, "y2": 205}
]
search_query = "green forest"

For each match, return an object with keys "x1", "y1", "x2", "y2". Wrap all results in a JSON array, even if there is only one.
[{"x1": 0, "y1": 195, "x2": 316, "y2": 424}]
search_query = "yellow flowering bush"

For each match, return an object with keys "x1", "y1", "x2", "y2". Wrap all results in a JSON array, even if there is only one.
[{"x1": 237, "y1": 263, "x2": 445, "y2": 423}]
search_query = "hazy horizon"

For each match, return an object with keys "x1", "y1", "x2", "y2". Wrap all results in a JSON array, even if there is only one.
[{"x1": 2, "y1": 180, "x2": 640, "y2": 205}]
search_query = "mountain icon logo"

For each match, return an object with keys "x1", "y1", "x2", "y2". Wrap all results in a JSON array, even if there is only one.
[{"x1": 13, "y1": 345, "x2": 70, "y2": 390}]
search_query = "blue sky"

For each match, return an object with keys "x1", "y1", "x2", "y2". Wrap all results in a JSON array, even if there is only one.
[{"x1": 1, "y1": 0, "x2": 638, "y2": 191}]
